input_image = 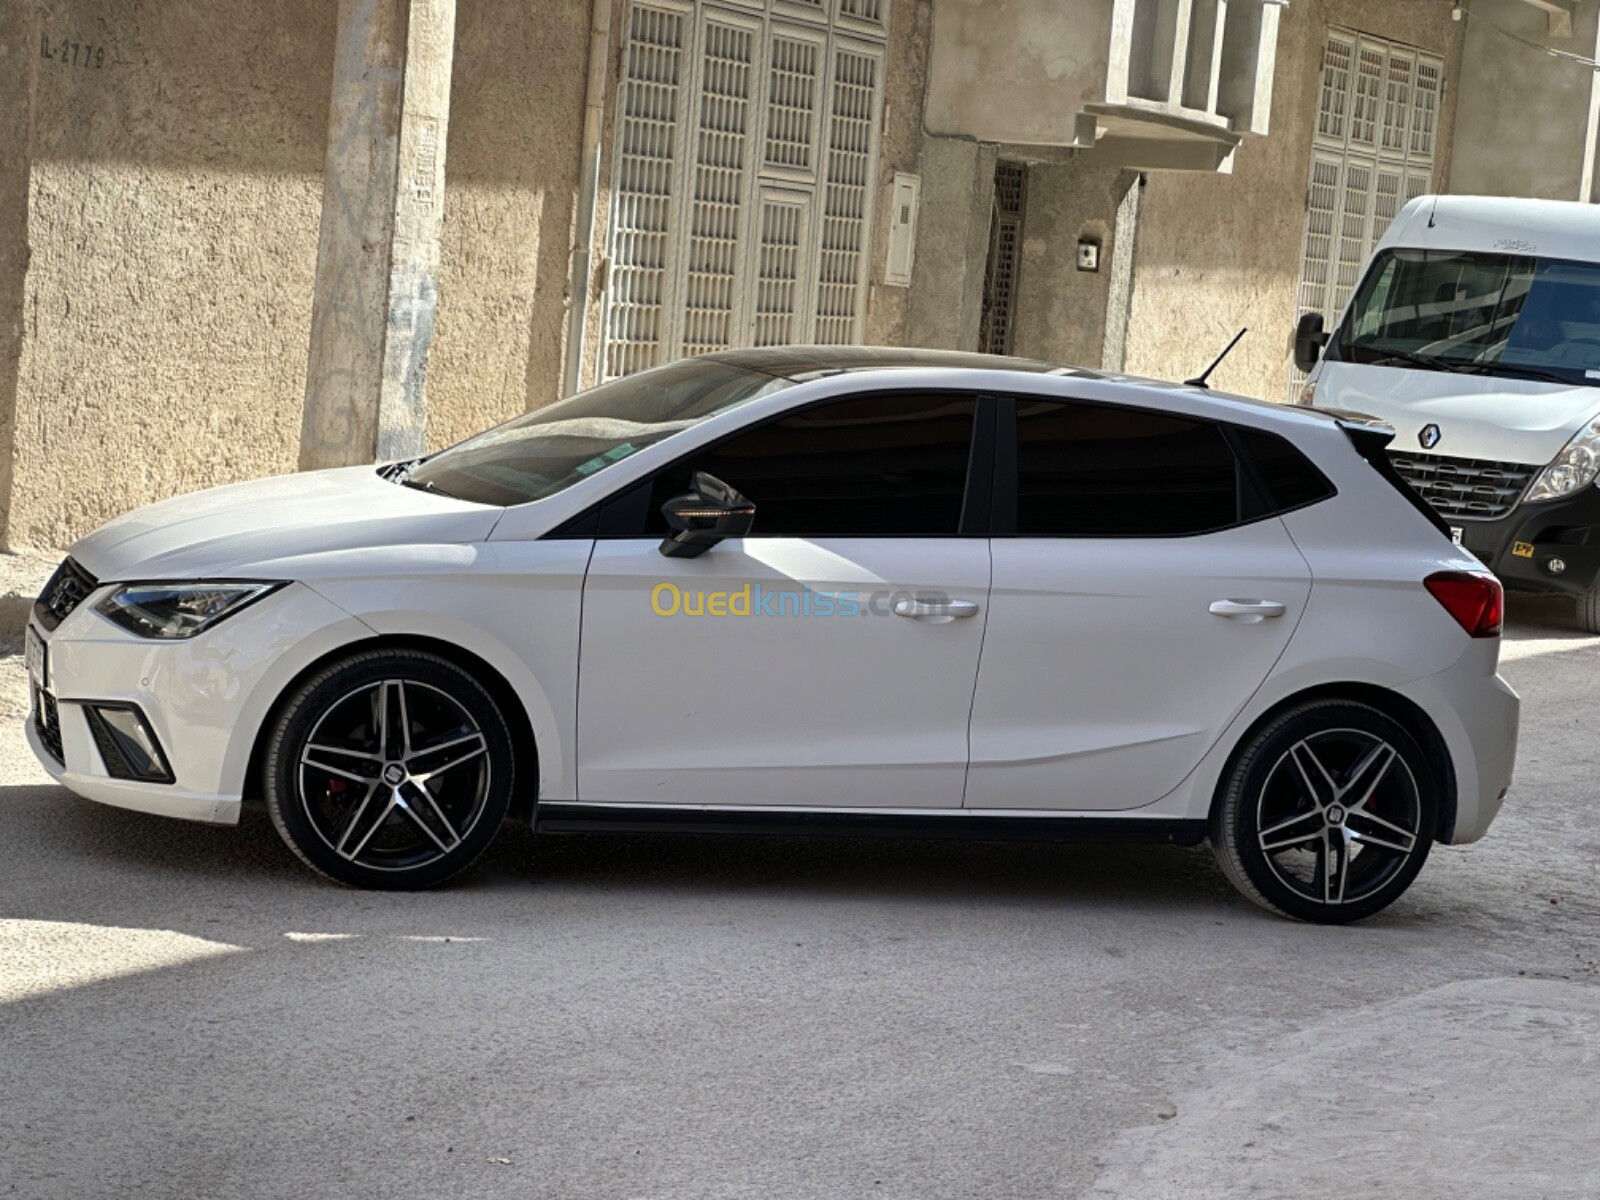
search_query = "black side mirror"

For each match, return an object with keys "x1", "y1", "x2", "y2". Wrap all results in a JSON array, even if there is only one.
[
  {"x1": 658, "y1": 471, "x2": 755, "y2": 558},
  {"x1": 1293, "y1": 311, "x2": 1329, "y2": 373}
]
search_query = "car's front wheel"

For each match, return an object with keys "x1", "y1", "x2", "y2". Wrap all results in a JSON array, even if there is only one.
[
  {"x1": 1211, "y1": 701, "x2": 1438, "y2": 923},
  {"x1": 263, "y1": 649, "x2": 516, "y2": 889}
]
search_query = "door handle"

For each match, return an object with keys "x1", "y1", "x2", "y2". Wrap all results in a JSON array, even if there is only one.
[
  {"x1": 1209, "y1": 599, "x2": 1287, "y2": 621},
  {"x1": 894, "y1": 597, "x2": 981, "y2": 620}
]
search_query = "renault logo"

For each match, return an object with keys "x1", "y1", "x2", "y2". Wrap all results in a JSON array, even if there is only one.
[{"x1": 1419, "y1": 423, "x2": 1441, "y2": 450}]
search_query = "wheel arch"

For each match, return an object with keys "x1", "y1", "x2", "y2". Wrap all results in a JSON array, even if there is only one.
[
  {"x1": 243, "y1": 634, "x2": 541, "y2": 825},
  {"x1": 1209, "y1": 682, "x2": 1458, "y2": 843}
]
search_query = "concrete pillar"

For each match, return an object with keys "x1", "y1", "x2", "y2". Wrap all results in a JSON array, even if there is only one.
[
  {"x1": 300, "y1": 0, "x2": 455, "y2": 471},
  {"x1": 904, "y1": 137, "x2": 997, "y2": 352}
]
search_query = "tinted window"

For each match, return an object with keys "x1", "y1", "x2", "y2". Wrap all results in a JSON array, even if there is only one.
[
  {"x1": 1014, "y1": 400, "x2": 1238, "y2": 536},
  {"x1": 644, "y1": 393, "x2": 978, "y2": 537},
  {"x1": 1234, "y1": 426, "x2": 1335, "y2": 512}
]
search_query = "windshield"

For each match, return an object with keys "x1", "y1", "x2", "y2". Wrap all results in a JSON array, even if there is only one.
[
  {"x1": 1336, "y1": 248, "x2": 1600, "y2": 387},
  {"x1": 403, "y1": 359, "x2": 793, "y2": 505}
]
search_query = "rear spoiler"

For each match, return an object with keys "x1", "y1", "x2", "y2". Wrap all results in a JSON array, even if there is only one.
[{"x1": 1337, "y1": 418, "x2": 1454, "y2": 539}]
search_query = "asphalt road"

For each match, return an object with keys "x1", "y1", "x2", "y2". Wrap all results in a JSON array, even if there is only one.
[{"x1": 2, "y1": 596, "x2": 1598, "y2": 1199}]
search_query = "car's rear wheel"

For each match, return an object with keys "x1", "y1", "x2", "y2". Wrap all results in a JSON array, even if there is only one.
[
  {"x1": 263, "y1": 650, "x2": 515, "y2": 889},
  {"x1": 1211, "y1": 701, "x2": 1437, "y2": 924},
  {"x1": 1578, "y1": 581, "x2": 1600, "y2": 635}
]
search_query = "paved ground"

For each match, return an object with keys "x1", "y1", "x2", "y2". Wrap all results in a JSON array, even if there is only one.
[{"x1": 1, "y1": 595, "x2": 1597, "y2": 1199}]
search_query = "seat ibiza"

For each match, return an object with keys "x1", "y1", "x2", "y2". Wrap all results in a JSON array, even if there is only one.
[{"x1": 23, "y1": 349, "x2": 1519, "y2": 922}]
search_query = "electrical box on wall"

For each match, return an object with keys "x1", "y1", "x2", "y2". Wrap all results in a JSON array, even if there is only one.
[
  {"x1": 884, "y1": 173, "x2": 921, "y2": 287},
  {"x1": 1077, "y1": 238, "x2": 1100, "y2": 272}
]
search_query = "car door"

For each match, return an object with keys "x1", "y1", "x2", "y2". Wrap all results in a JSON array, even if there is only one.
[
  {"x1": 965, "y1": 397, "x2": 1314, "y2": 811},
  {"x1": 577, "y1": 391, "x2": 992, "y2": 809}
]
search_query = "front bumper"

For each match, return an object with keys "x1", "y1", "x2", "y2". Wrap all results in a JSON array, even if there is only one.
[
  {"x1": 24, "y1": 580, "x2": 373, "y2": 824},
  {"x1": 1456, "y1": 484, "x2": 1600, "y2": 597}
]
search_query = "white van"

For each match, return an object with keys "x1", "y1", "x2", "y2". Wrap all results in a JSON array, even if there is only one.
[{"x1": 1294, "y1": 194, "x2": 1600, "y2": 633}]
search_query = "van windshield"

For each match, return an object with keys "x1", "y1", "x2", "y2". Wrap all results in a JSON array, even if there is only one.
[{"x1": 1336, "y1": 248, "x2": 1600, "y2": 388}]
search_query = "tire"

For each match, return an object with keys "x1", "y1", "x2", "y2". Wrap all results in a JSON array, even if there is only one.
[
  {"x1": 263, "y1": 649, "x2": 516, "y2": 889},
  {"x1": 1211, "y1": 700, "x2": 1438, "y2": 924},
  {"x1": 1579, "y1": 582, "x2": 1600, "y2": 636}
]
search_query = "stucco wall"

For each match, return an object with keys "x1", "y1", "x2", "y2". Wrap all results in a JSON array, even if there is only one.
[
  {"x1": 903, "y1": 136, "x2": 997, "y2": 352},
  {"x1": 424, "y1": 0, "x2": 589, "y2": 450},
  {"x1": 1010, "y1": 159, "x2": 1133, "y2": 370},
  {"x1": 1121, "y1": 0, "x2": 1464, "y2": 402},
  {"x1": 1450, "y1": 0, "x2": 1599, "y2": 202},
  {"x1": 6, "y1": 0, "x2": 335, "y2": 550}
]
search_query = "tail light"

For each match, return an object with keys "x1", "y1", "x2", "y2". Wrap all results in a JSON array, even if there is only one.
[{"x1": 1425, "y1": 571, "x2": 1503, "y2": 638}]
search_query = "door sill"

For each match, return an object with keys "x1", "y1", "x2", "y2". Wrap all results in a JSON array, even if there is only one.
[{"x1": 534, "y1": 802, "x2": 1208, "y2": 846}]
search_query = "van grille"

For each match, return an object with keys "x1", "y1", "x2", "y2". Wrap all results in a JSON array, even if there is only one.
[
  {"x1": 34, "y1": 557, "x2": 98, "y2": 631},
  {"x1": 1386, "y1": 451, "x2": 1537, "y2": 521}
]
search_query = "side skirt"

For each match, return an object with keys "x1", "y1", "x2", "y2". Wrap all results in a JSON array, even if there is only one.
[{"x1": 533, "y1": 803, "x2": 1209, "y2": 846}]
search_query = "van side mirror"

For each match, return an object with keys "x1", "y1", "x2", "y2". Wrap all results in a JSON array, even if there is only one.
[
  {"x1": 658, "y1": 472, "x2": 755, "y2": 559},
  {"x1": 1294, "y1": 312, "x2": 1329, "y2": 373}
]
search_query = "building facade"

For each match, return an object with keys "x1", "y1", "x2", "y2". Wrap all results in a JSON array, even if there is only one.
[{"x1": 0, "y1": 0, "x2": 1594, "y2": 547}]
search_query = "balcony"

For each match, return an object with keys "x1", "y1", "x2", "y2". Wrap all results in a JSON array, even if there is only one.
[{"x1": 925, "y1": 0, "x2": 1288, "y2": 172}]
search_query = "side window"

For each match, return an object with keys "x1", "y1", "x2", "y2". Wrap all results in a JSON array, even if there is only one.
[
  {"x1": 642, "y1": 393, "x2": 979, "y2": 537},
  {"x1": 1013, "y1": 399, "x2": 1239, "y2": 536},
  {"x1": 1233, "y1": 426, "x2": 1336, "y2": 513}
]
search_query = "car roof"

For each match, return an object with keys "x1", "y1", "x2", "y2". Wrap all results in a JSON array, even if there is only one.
[
  {"x1": 1381, "y1": 194, "x2": 1600, "y2": 263},
  {"x1": 702, "y1": 345, "x2": 1106, "y2": 381}
]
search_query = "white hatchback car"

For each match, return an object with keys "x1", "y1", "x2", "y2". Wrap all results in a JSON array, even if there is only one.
[{"x1": 24, "y1": 349, "x2": 1519, "y2": 922}]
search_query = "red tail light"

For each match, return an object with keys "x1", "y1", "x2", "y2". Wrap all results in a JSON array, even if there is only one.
[{"x1": 1425, "y1": 571, "x2": 1503, "y2": 638}]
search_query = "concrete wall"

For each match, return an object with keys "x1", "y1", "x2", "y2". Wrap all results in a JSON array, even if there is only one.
[
  {"x1": 425, "y1": 0, "x2": 589, "y2": 449},
  {"x1": 1450, "y1": 0, "x2": 1599, "y2": 201},
  {"x1": 1010, "y1": 159, "x2": 1135, "y2": 370},
  {"x1": 0, "y1": 0, "x2": 594, "y2": 548},
  {"x1": 5, "y1": 0, "x2": 335, "y2": 550},
  {"x1": 1120, "y1": 0, "x2": 1465, "y2": 401}
]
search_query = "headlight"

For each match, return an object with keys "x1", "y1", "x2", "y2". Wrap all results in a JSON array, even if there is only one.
[
  {"x1": 95, "y1": 582, "x2": 284, "y2": 639},
  {"x1": 1525, "y1": 418, "x2": 1600, "y2": 505}
]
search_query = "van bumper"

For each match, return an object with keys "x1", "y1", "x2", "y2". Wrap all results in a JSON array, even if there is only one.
[{"x1": 1457, "y1": 485, "x2": 1600, "y2": 597}]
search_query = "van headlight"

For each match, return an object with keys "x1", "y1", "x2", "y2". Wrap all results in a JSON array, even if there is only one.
[
  {"x1": 96, "y1": 582, "x2": 285, "y2": 639},
  {"x1": 1526, "y1": 418, "x2": 1600, "y2": 504}
]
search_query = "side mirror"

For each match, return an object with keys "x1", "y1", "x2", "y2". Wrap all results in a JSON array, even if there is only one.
[
  {"x1": 1293, "y1": 311, "x2": 1329, "y2": 373},
  {"x1": 658, "y1": 471, "x2": 755, "y2": 559}
]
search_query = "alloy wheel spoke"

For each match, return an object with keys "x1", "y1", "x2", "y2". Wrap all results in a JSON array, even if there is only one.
[
  {"x1": 1340, "y1": 741, "x2": 1397, "y2": 806},
  {"x1": 393, "y1": 787, "x2": 454, "y2": 855},
  {"x1": 1324, "y1": 829, "x2": 1350, "y2": 904},
  {"x1": 403, "y1": 780, "x2": 463, "y2": 850},
  {"x1": 302, "y1": 753, "x2": 373, "y2": 786},
  {"x1": 1288, "y1": 741, "x2": 1336, "y2": 808},
  {"x1": 1344, "y1": 807, "x2": 1417, "y2": 852},
  {"x1": 342, "y1": 790, "x2": 399, "y2": 861},
  {"x1": 305, "y1": 742, "x2": 381, "y2": 763},
  {"x1": 408, "y1": 732, "x2": 487, "y2": 781},
  {"x1": 396, "y1": 682, "x2": 413, "y2": 757},
  {"x1": 1259, "y1": 808, "x2": 1324, "y2": 852}
]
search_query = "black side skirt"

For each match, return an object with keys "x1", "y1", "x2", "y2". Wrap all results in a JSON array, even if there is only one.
[{"x1": 534, "y1": 803, "x2": 1208, "y2": 847}]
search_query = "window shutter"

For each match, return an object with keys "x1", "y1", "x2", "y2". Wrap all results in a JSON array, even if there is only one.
[
  {"x1": 1288, "y1": 30, "x2": 1443, "y2": 400},
  {"x1": 679, "y1": 13, "x2": 758, "y2": 358},
  {"x1": 814, "y1": 43, "x2": 881, "y2": 345},
  {"x1": 603, "y1": 5, "x2": 689, "y2": 381},
  {"x1": 752, "y1": 190, "x2": 814, "y2": 347}
]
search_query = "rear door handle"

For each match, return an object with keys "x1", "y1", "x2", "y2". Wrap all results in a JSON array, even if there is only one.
[
  {"x1": 894, "y1": 598, "x2": 981, "y2": 620},
  {"x1": 1209, "y1": 599, "x2": 1287, "y2": 621}
]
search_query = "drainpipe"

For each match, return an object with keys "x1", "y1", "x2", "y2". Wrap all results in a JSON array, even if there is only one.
[{"x1": 563, "y1": 0, "x2": 615, "y2": 395}]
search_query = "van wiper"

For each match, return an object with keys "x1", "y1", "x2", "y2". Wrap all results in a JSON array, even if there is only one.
[
  {"x1": 1363, "y1": 347, "x2": 1479, "y2": 375},
  {"x1": 1453, "y1": 361, "x2": 1584, "y2": 388}
]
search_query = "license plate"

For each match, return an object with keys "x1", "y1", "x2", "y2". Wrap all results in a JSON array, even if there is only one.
[
  {"x1": 24, "y1": 625, "x2": 47, "y2": 691},
  {"x1": 1450, "y1": 526, "x2": 1464, "y2": 545}
]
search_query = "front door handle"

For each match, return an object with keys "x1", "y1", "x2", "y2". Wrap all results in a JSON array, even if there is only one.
[
  {"x1": 894, "y1": 597, "x2": 981, "y2": 620},
  {"x1": 1209, "y1": 599, "x2": 1287, "y2": 621}
]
